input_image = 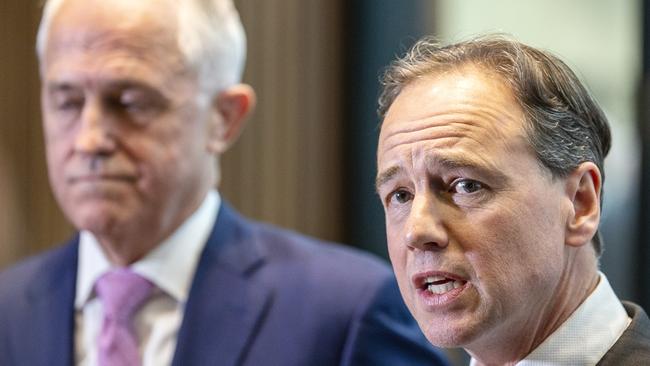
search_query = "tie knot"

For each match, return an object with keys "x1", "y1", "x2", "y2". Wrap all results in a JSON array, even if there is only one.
[{"x1": 95, "y1": 268, "x2": 153, "y2": 322}]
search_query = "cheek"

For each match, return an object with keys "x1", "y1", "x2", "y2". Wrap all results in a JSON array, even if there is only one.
[
  {"x1": 129, "y1": 129, "x2": 207, "y2": 202},
  {"x1": 385, "y1": 220, "x2": 405, "y2": 263},
  {"x1": 45, "y1": 143, "x2": 68, "y2": 190},
  {"x1": 464, "y1": 205, "x2": 563, "y2": 300},
  {"x1": 124, "y1": 127, "x2": 179, "y2": 169},
  {"x1": 386, "y1": 228, "x2": 417, "y2": 309}
]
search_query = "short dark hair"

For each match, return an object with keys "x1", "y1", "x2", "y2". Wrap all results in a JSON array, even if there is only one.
[{"x1": 378, "y1": 34, "x2": 612, "y2": 255}]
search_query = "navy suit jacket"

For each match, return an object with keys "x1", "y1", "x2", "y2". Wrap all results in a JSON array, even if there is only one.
[{"x1": 0, "y1": 203, "x2": 447, "y2": 366}]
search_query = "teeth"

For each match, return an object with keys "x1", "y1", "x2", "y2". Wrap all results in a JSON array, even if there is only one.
[
  {"x1": 424, "y1": 275, "x2": 445, "y2": 284},
  {"x1": 426, "y1": 279, "x2": 464, "y2": 294}
]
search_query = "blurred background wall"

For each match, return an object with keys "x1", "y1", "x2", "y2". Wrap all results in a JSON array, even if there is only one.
[
  {"x1": 0, "y1": 0, "x2": 60, "y2": 268},
  {"x1": 0, "y1": 1, "x2": 647, "y2": 364}
]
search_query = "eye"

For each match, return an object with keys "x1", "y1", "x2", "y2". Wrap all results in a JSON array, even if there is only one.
[
  {"x1": 51, "y1": 93, "x2": 84, "y2": 113},
  {"x1": 389, "y1": 189, "x2": 413, "y2": 205},
  {"x1": 451, "y1": 179, "x2": 484, "y2": 194},
  {"x1": 59, "y1": 99, "x2": 83, "y2": 111},
  {"x1": 114, "y1": 93, "x2": 148, "y2": 112},
  {"x1": 108, "y1": 89, "x2": 167, "y2": 123}
]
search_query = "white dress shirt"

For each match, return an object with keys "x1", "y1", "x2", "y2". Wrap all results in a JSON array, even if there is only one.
[
  {"x1": 74, "y1": 191, "x2": 220, "y2": 366},
  {"x1": 470, "y1": 272, "x2": 631, "y2": 366}
]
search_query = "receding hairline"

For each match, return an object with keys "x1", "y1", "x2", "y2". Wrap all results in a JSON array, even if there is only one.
[
  {"x1": 37, "y1": 0, "x2": 178, "y2": 59},
  {"x1": 37, "y1": 0, "x2": 248, "y2": 93},
  {"x1": 381, "y1": 61, "x2": 526, "y2": 126},
  {"x1": 378, "y1": 35, "x2": 539, "y2": 119}
]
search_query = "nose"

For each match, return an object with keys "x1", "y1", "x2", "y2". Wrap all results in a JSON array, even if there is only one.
[
  {"x1": 73, "y1": 100, "x2": 116, "y2": 155},
  {"x1": 404, "y1": 194, "x2": 449, "y2": 251}
]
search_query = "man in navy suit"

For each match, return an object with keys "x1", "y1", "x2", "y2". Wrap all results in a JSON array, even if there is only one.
[{"x1": 0, "y1": 0, "x2": 447, "y2": 365}]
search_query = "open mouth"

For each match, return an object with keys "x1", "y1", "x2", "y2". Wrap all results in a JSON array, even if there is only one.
[{"x1": 422, "y1": 275, "x2": 467, "y2": 295}]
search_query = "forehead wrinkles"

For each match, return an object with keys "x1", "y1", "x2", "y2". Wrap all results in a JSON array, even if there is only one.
[
  {"x1": 379, "y1": 70, "x2": 527, "y2": 164},
  {"x1": 380, "y1": 108, "x2": 521, "y2": 160},
  {"x1": 49, "y1": 30, "x2": 185, "y2": 73}
]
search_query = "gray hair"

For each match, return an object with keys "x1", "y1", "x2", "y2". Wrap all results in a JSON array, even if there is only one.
[
  {"x1": 378, "y1": 34, "x2": 612, "y2": 255},
  {"x1": 36, "y1": 0, "x2": 246, "y2": 95}
]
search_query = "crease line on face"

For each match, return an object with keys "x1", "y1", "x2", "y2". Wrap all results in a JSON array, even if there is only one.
[{"x1": 381, "y1": 112, "x2": 519, "y2": 153}]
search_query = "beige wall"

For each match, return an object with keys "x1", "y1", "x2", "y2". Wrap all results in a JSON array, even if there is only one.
[
  {"x1": 225, "y1": 0, "x2": 343, "y2": 242},
  {"x1": 0, "y1": 1, "x2": 71, "y2": 268},
  {"x1": 0, "y1": 0, "x2": 344, "y2": 268}
]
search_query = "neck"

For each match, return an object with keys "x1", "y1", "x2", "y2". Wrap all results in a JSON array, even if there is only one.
[
  {"x1": 468, "y1": 245, "x2": 599, "y2": 365},
  {"x1": 94, "y1": 189, "x2": 211, "y2": 266},
  {"x1": 96, "y1": 236, "x2": 158, "y2": 266}
]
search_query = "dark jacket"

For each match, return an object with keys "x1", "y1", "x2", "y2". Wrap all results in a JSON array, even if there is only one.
[{"x1": 0, "y1": 202, "x2": 447, "y2": 366}]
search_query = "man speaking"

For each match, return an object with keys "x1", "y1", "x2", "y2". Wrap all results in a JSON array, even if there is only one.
[
  {"x1": 0, "y1": 1, "x2": 447, "y2": 365},
  {"x1": 376, "y1": 35, "x2": 650, "y2": 365}
]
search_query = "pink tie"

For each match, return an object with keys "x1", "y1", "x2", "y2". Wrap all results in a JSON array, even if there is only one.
[{"x1": 95, "y1": 268, "x2": 153, "y2": 366}]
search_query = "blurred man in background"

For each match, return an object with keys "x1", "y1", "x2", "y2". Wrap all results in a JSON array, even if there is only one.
[
  {"x1": 376, "y1": 35, "x2": 650, "y2": 365},
  {"x1": 0, "y1": 1, "x2": 447, "y2": 365}
]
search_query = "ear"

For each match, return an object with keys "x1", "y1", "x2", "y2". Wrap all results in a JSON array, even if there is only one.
[
  {"x1": 207, "y1": 83, "x2": 256, "y2": 154},
  {"x1": 564, "y1": 162, "x2": 602, "y2": 248}
]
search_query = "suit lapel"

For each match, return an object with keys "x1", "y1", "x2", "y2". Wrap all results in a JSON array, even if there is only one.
[
  {"x1": 24, "y1": 239, "x2": 78, "y2": 366},
  {"x1": 172, "y1": 203, "x2": 272, "y2": 366}
]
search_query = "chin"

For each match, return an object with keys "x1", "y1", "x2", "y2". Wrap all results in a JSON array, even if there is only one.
[
  {"x1": 76, "y1": 214, "x2": 119, "y2": 236},
  {"x1": 424, "y1": 330, "x2": 473, "y2": 349},
  {"x1": 67, "y1": 203, "x2": 126, "y2": 236},
  {"x1": 418, "y1": 315, "x2": 482, "y2": 348}
]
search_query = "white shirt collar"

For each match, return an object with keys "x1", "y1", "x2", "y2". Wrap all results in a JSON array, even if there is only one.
[
  {"x1": 470, "y1": 272, "x2": 631, "y2": 366},
  {"x1": 75, "y1": 190, "x2": 221, "y2": 309}
]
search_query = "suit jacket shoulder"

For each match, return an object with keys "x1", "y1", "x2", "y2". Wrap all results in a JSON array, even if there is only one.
[
  {"x1": 0, "y1": 204, "x2": 447, "y2": 366},
  {"x1": 0, "y1": 237, "x2": 78, "y2": 366},
  {"x1": 598, "y1": 302, "x2": 650, "y2": 365},
  {"x1": 172, "y1": 203, "x2": 447, "y2": 366}
]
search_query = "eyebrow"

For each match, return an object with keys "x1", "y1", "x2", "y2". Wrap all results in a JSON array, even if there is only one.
[
  {"x1": 46, "y1": 82, "x2": 79, "y2": 94},
  {"x1": 46, "y1": 77, "x2": 156, "y2": 92},
  {"x1": 430, "y1": 155, "x2": 486, "y2": 172},
  {"x1": 430, "y1": 156, "x2": 509, "y2": 186},
  {"x1": 375, "y1": 166, "x2": 403, "y2": 192},
  {"x1": 375, "y1": 155, "x2": 506, "y2": 192},
  {"x1": 104, "y1": 79, "x2": 156, "y2": 92}
]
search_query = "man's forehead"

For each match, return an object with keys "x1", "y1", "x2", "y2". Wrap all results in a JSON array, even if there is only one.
[
  {"x1": 54, "y1": 0, "x2": 174, "y2": 21},
  {"x1": 378, "y1": 66, "x2": 527, "y2": 151},
  {"x1": 47, "y1": 31, "x2": 171, "y2": 61},
  {"x1": 384, "y1": 65, "x2": 518, "y2": 124},
  {"x1": 42, "y1": 0, "x2": 187, "y2": 83},
  {"x1": 45, "y1": 78, "x2": 162, "y2": 96},
  {"x1": 376, "y1": 66, "x2": 536, "y2": 188},
  {"x1": 42, "y1": 45, "x2": 182, "y2": 90},
  {"x1": 47, "y1": 0, "x2": 179, "y2": 54}
]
